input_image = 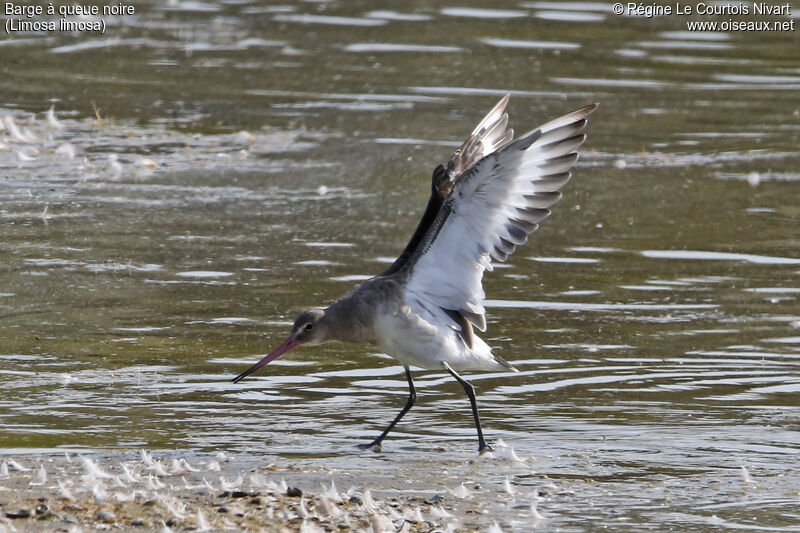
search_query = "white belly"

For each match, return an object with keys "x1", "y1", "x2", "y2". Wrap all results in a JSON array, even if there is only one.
[{"x1": 374, "y1": 305, "x2": 505, "y2": 371}]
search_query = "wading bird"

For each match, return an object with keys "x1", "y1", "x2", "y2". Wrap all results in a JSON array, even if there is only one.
[{"x1": 233, "y1": 95, "x2": 597, "y2": 452}]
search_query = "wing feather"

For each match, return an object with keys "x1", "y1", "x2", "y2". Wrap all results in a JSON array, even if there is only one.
[
  {"x1": 385, "y1": 95, "x2": 517, "y2": 277},
  {"x1": 403, "y1": 98, "x2": 598, "y2": 332},
  {"x1": 436, "y1": 93, "x2": 513, "y2": 197}
]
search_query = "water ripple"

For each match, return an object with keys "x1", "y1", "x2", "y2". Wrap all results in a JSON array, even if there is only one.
[{"x1": 642, "y1": 250, "x2": 800, "y2": 265}]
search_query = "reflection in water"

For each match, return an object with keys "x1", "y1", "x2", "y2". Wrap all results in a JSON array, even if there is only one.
[
  {"x1": 440, "y1": 7, "x2": 529, "y2": 18},
  {"x1": 642, "y1": 250, "x2": 800, "y2": 264},
  {"x1": 1, "y1": 0, "x2": 799, "y2": 530},
  {"x1": 481, "y1": 37, "x2": 582, "y2": 50}
]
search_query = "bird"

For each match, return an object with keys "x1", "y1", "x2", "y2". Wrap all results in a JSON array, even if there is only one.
[{"x1": 233, "y1": 94, "x2": 597, "y2": 453}]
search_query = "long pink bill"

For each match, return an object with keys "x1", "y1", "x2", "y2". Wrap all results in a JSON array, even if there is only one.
[{"x1": 232, "y1": 337, "x2": 299, "y2": 383}]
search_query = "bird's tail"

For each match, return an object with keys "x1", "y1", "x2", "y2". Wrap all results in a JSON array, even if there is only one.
[{"x1": 493, "y1": 353, "x2": 519, "y2": 372}]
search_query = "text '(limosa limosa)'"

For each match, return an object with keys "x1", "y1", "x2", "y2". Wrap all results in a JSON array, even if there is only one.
[{"x1": 234, "y1": 95, "x2": 597, "y2": 452}]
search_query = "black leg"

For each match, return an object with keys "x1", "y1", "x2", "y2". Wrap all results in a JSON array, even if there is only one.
[
  {"x1": 443, "y1": 362, "x2": 492, "y2": 453},
  {"x1": 358, "y1": 366, "x2": 416, "y2": 451}
]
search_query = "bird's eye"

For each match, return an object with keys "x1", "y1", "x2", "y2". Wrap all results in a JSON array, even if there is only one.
[{"x1": 305, "y1": 323, "x2": 313, "y2": 331}]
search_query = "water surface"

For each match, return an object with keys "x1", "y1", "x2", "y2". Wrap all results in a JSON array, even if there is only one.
[{"x1": 1, "y1": 1, "x2": 799, "y2": 531}]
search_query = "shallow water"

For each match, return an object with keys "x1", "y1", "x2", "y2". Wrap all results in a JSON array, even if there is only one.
[{"x1": 2, "y1": 0, "x2": 800, "y2": 530}]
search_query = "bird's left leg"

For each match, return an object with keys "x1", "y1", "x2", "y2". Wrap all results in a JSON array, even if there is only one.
[
  {"x1": 442, "y1": 362, "x2": 492, "y2": 453},
  {"x1": 357, "y1": 366, "x2": 416, "y2": 451}
]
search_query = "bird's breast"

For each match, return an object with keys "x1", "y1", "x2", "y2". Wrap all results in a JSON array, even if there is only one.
[{"x1": 373, "y1": 307, "x2": 458, "y2": 370}]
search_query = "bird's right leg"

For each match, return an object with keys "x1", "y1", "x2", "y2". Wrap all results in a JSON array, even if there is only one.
[
  {"x1": 443, "y1": 362, "x2": 492, "y2": 453},
  {"x1": 357, "y1": 366, "x2": 416, "y2": 451}
]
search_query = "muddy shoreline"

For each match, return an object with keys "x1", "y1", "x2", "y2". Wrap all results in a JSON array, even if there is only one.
[{"x1": 0, "y1": 450, "x2": 517, "y2": 532}]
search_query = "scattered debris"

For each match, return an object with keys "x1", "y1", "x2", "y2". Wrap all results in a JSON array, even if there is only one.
[{"x1": 0, "y1": 452, "x2": 484, "y2": 532}]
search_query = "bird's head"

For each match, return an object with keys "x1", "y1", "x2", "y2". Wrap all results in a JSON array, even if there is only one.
[
  {"x1": 232, "y1": 308, "x2": 330, "y2": 383},
  {"x1": 290, "y1": 308, "x2": 330, "y2": 345}
]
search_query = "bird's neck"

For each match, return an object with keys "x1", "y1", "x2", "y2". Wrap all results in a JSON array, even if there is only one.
[{"x1": 324, "y1": 297, "x2": 377, "y2": 345}]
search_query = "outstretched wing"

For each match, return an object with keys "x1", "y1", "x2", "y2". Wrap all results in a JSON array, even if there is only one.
[
  {"x1": 402, "y1": 99, "x2": 598, "y2": 332},
  {"x1": 382, "y1": 94, "x2": 515, "y2": 277}
]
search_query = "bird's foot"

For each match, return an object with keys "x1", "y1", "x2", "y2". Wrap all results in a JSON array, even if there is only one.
[
  {"x1": 478, "y1": 441, "x2": 493, "y2": 454},
  {"x1": 356, "y1": 441, "x2": 382, "y2": 452}
]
